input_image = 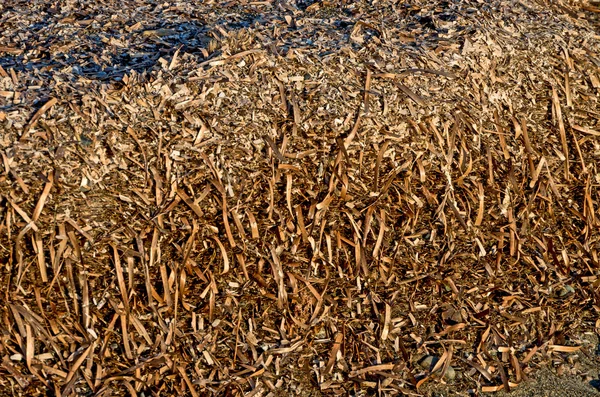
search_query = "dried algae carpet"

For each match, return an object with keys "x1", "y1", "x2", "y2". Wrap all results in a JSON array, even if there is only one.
[{"x1": 1, "y1": 0, "x2": 600, "y2": 395}]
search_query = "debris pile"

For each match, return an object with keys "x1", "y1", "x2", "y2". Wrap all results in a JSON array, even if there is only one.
[{"x1": 1, "y1": 0, "x2": 600, "y2": 395}]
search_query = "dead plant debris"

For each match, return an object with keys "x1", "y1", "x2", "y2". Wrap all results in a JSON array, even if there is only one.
[{"x1": 1, "y1": 0, "x2": 600, "y2": 396}]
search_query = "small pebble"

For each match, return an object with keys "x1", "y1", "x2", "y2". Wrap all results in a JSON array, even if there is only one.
[
  {"x1": 418, "y1": 355, "x2": 456, "y2": 380},
  {"x1": 556, "y1": 285, "x2": 575, "y2": 298}
]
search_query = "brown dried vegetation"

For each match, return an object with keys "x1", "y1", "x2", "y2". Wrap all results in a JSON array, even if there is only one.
[{"x1": 1, "y1": 0, "x2": 600, "y2": 395}]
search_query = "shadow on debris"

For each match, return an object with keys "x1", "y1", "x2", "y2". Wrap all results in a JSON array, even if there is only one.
[{"x1": 0, "y1": 19, "x2": 216, "y2": 83}]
